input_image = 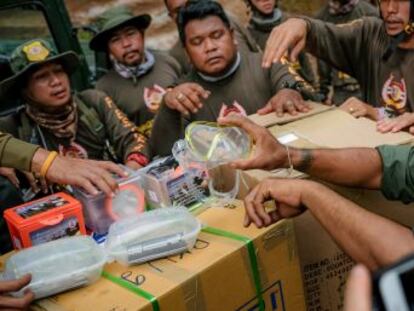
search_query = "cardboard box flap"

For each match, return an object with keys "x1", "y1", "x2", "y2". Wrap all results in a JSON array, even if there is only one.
[
  {"x1": 275, "y1": 109, "x2": 414, "y2": 148},
  {"x1": 248, "y1": 102, "x2": 333, "y2": 128}
]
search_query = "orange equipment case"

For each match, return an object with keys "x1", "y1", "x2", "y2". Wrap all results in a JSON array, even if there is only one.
[{"x1": 4, "y1": 192, "x2": 86, "y2": 249}]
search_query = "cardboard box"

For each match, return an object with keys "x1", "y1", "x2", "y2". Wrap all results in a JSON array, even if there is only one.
[
  {"x1": 244, "y1": 108, "x2": 414, "y2": 311},
  {"x1": 4, "y1": 192, "x2": 86, "y2": 249},
  {"x1": 248, "y1": 101, "x2": 332, "y2": 128},
  {"x1": 269, "y1": 109, "x2": 414, "y2": 148},
  {"x1": 1, "y1": 201, "x2": 306, "y2": 311}
]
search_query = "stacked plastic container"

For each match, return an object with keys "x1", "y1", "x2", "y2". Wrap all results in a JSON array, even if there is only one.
[{"x1": 0, "y1": 208, "x2": 201, "y2": 299}]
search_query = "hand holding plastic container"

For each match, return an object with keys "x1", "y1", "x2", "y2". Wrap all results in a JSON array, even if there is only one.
[
  {"x1": 173, "y1": 122, "x2": 252, "y2": 202},
  {"x1": 0, "y1": 236, "x2": 106, "y2": 299},
  {"x1": 183, "y1": 121, "x2": 252, "y2": 167}
]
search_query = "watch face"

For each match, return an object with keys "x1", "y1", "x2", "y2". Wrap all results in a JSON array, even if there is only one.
[{"x1": 105, "y1": 184, "x2": 145, "y2": 220}]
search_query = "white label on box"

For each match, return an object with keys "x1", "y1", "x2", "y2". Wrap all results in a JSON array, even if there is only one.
[
  {"x1": 148, "y1": 190, "x2": 159, "y2": 203},
  {"x1": 277, "y1": 133, "x2": 299, "y2": 145}
]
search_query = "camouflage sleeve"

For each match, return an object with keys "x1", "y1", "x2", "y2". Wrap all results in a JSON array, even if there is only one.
[
  {"x1": 317, "y1": 59, "x2": 333, "y2": 97},
  {"x1": 98, "y1": 94, "x2": 149, "y2": 161},
  {"x1": 269, "y1": 61, "x2": 299, "y2": 93},
  {"x1": 297, "y1": 52, "x2": 317, "y2": 86},
  {"x1": 303, "y1": 16, "x2": 367, "y2": 79},
  {"x1": 377, "y1": 145, "x2": 414, "y2": 204},
  {"x1": 150, "y1": 101, "x2": 184, "y2": 158},
  {"x1": 269, "y1": 60, "x2": 320, "y2": 101},
  {"x1": 0, "y1": 132, "x2": 39, "y2": 171}
]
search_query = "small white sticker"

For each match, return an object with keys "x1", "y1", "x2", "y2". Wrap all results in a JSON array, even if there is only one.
[
  {"x1": 148, "y1": 190, "x2": 159, "y2": 203},
  {"x1": 277, "y1": 133, "x2": 298, "y2": 145}
]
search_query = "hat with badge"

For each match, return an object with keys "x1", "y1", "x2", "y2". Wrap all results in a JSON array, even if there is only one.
[
  {"x1": 0, "y1": 39, "x2": 79, "y2": 100},
  {"x1": 89, "y1": 5, "x2": 151, "y2": 52}
]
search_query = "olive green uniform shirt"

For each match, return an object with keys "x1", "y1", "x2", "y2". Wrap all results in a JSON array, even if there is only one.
[
  {"x1": 304, "y1": 16, "x2": 414, "y2": 115},
  {"x1": 315, "y1": 1, "x2": 378, "y2": 96},
  {"x1": 169, "y1": 15, "x2": 259, "y2": 75},
  {"x1": 0, "y1": 132, "x2": 39, "y2": 171},
  {"x1": 0, "y1": 90, "x2": 147, "y2": 162},
  {"x1": 150, "y1": 52, "x2": 311, "y2": 157},
  {"x1": 96, "y1": 51, "x2": 181, "y2": 138},
  {"x1": 378, "y1": 145, "x2": 414, "y2": 204},
  {"x1": 248, "y1": 11, "x2": 316, "y2": 85}
]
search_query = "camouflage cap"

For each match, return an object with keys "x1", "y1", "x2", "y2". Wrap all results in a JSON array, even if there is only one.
[
  {"x1": 89, "y1": 5, "x2": 152, "y2": 52},
  {"x1": 0, "y1": 39, "x2": 79, "y2": 100}
]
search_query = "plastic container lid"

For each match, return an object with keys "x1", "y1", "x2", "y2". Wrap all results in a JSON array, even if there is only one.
[
  {"x1": 184, "y1": 122, "x2": 251, "y2": 165},
  {"x1": 0, "y1": 236, "x2": 106, "y2": 299},
  {"x1": 73, "y1": 166, "x2": 145, "y2": 234},
  {"x1": 105, "y1": 207, "x2": 201, "y2": 266}
]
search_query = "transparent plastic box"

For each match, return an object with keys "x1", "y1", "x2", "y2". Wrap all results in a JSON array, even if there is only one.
[
  {"x1": 105, "y1": 207, "x2": 201, "y2": 266},
  {"x1": 138, "y1": 156, "x2": 208, "y2": 209},
  {"x1": 73, "y1": 167, "x2": 145, "y2": 234},
  {"x1": 184, "y1": 122, "x2": 252, "y2": 166},
  {"x1": 0, "y1": 236, "x2": 106, "y2": 299}
]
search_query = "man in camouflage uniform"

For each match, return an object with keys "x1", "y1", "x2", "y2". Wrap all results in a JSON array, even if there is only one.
[
  {"x1": 262, "y1": 0, "x2": 414, "y2": 134},
  {"x1": 0, "y1": 133, "x2": 128, "y2": 309},
  {"x1": 315, "y1": 0, "x2": 378, "y2": 105},
  {"x1": 246, "y1": 0, "x2": 317, "y2": 87},
  {"x1": 151, "y1": 1, "x2": 317, "y2": 156},
  {"x1": 90, "y1": 6, "x2": 181, "y2": 138},
  {"x1": 0, "y1": 39, "x2": 148, "y2": 230},
  {"x1": 164, "y1": 0, "x2": 260, "y2": 74}
]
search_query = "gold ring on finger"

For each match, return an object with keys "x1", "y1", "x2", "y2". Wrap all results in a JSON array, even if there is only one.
[{"x1": 177, "y1": 93, "x2": 184, "y2": 100}]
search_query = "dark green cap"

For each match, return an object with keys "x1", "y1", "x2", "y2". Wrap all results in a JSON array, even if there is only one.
[
  {"x1": 89, "y1": 6, "x2": 151, "y2": 52},
  {"x1": 0, "y1": 39, "x2": 79, "y2": 100}
]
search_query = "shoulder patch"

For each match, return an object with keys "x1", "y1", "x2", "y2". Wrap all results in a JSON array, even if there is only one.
[
  {"x1": 382, "y1": 73, "x2": 407, "y2": 115},
  {"x1": 144, "y1": 84, "x2": 166, "y2": 113}
]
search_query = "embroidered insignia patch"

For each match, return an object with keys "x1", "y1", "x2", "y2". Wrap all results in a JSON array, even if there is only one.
[
  {"x1": 144, "y1": 84, "x2": 166, "y2": 113},
  {"x1": 22, "y1": 41, "x2": 50, "y2": 62},
  {"x1": 218, "y1": 101, "x2": 247, "y2": 119},
  {"x1": 382, "y1": 73, "x2": 407, "y2": 114}
]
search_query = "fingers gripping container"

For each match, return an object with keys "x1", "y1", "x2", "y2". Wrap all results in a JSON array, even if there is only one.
[
  {"x1": 73, "y1": 167, "x2": 145, "y2": 234},
  {"x1": 3, "y1": 192, "x2": 86, "y2": 249},
  {"x1": 173, "y1": 122, "x2": 252, "y2": 202},
  {"x1": 105, "y1": 207, "x2": 201, "y2": 266},
  {"x1": 0, "y1": 236, "x2": 106, "y2": 299},
  {"x1": 184, "y1": 122, "x2": 252, "y2": 167}
]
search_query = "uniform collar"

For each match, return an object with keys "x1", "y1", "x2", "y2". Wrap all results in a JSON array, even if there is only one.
[
  {"x1": 196, "y1": 52, "x2": 241, "y2": 83},
  {"x1": 250, "y1": 8, "x2": 283, "y2": 31},
  {"x1": 112, "y1": 49, "x2": 155, "y2": 83}
]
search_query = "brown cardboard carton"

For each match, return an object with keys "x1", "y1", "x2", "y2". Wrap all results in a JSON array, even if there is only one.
[
  {"x1": 243, "y1": 109, "x2": 414, "y2": 311},
  {"x1": 0, "y1": 202, "x2": 306, "y2": 311},
  {"x1": 248, "y1": 102, "x2": 332, "y2": 128},
  {"x1": 271, "y1": 109, "x2": 414, "y2": 148}
]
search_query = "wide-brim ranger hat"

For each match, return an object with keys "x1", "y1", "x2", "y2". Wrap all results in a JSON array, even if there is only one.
[
  {"x1": 89, "y1": 6, "x2": 152, "y2": 52},
  {"x1": 0, "y1": 39, "x2": 79, "y2": 101}
]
